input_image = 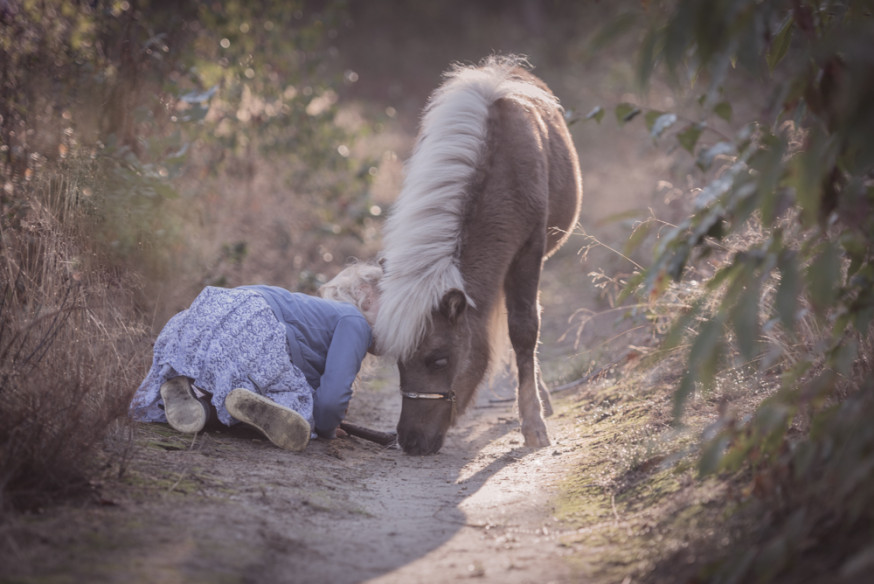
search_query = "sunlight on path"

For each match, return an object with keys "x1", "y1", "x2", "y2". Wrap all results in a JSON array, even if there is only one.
[{"x1": 362, "y1": 403, "x2": 583, "y2": 584}]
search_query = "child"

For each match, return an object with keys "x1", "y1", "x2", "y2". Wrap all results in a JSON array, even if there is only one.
[{"x1": 129, "y1": 262, "x2": 382, "y2": 451}]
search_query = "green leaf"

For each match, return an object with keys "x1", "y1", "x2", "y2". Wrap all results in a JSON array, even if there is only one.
[
  {"x1": 767, "y1": 16, "x2": 794, "y2": 72},
  {"x1": 615, "y1": 102, "x2": 641, "y2": 125},
  {"x1": 673, "y1": 372, "x2": 696, "y2": 421},
  {"x1": 623, "y1": 219, "x2": 654, "y2": 255},
  {"x1": 776, "y1": 251, "x2": 800, "y2": 331},
  {"x1": 832, "y1": 338, "x2": 858, "y2": 376},
  {"x1": 677, "y1": 123, "x2": 703, "y2": 153},
  {"x1": 849, "y1": 275, "x2": 874, "y2": 334},
  {"x1": 840, "y1": 231, "x2": 868, "y2": 277},
  {"x1": 690, "y1": 318, "x2": 723, "y2": 387},
  {"x1": 699, "y1": 434, "x2": 731, "y2": 476},
  {"x1": 617, "y1": 270, "x2": 645, "y2": 303},
  {"x1": 806, "y1": 242, "x2": 842, "y2": 313},
  {"x1": 706, "y1": 261, "x2": 741, "y2": 291},
  {"x1": 662, "y1": 296, "x2": 705, "y2": 351},
  {"x1": 636, "y1": 27, "x2": 659, "y2": 89},
  {"x1": 731, "y1": 276, "x2": 763, "y2": 362},
  {"x1": 713, "y1": 101, "x2": 733, "y2": 122},
  {"x1": 754, "y1": 401, "x2": 791, "y2": 447},
  {"x1": 666, "y1": 245, "x2": 691, "y2": 281},
  {"x1": 673, "y1": 317, "x2": 723, "y2": 419},
  {"x1": 644, "y1": 110, "x2": 663, "y2": 131},
  {"x1": 585, "y1": 106, "x2": 605, "y2": 124},
  {"x1": 791, "y1": 126, "x2": 835, "y2": 227},
  {"x1": 749, "y1": 132, "x2": 788, "y2": 223}
]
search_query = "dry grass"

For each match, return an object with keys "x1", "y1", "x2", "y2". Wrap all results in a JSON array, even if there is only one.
[{"x1": 0, "y1": 170, "x2": 149, "y2": 510}]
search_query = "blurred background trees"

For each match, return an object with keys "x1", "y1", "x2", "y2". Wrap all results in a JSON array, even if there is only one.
[
  {"x1": 2, "y1": 0, "x2": 874, "y2": 580},
  {"x1": 2, "y1": 0, "x2": 381, "y2": 292}
]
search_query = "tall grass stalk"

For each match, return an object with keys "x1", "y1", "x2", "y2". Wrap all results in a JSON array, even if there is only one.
[{"x1": 0, "y1": 167, "x2": 148, "y2": 510}]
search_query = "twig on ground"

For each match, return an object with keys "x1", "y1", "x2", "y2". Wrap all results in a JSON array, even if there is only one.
[{"x1": 339, "y1": 421, "x2": 397, "y2": 446}]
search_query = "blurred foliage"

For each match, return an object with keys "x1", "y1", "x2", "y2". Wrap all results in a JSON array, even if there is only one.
[
  {"x1": 589, "y1": 0, "x2": 874, "y2": 580},
  {"x1": 1, "y1": 0, "x2": 377, "y2": 281}
]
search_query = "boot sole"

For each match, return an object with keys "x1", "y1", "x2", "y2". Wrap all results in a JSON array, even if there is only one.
[
  {"x1": 225, "y1": 388, "x2": 310, "y2": 452},
  {"x1": 160, "y1": 376, "x2": 208, "y2": 434}
]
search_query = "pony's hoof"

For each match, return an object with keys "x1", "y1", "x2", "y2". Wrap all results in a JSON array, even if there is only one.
[{"x1": 522, "y1": 424, "x2": 551, "y2": 448}]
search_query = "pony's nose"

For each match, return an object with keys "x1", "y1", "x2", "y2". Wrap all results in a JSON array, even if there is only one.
[{"x1": 398, "y1": 428, "x2": 445, "y2": 455}]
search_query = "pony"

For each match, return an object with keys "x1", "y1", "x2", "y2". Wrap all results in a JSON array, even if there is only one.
[{"x1": 374, "y1": 56, "x2": 582, "y2": 455}]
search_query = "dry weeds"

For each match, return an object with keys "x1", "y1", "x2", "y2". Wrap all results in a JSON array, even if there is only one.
[{"x1": 0, "y1": 169, "x2": 149, "y2": 510}]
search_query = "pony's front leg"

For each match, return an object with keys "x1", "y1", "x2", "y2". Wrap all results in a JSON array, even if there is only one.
[{"x1": 505, "y1": 250, "x2": 550, "y2": 448}]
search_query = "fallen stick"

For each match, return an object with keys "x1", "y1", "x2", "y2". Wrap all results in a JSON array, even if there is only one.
[{"x1": 339, "y1": 421, "x2": 397, "y2": 446}]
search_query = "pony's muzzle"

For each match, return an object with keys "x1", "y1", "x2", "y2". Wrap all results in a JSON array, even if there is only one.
[
  {"x1": 397, "y1": 427, "x2": 446, "y2": 456},
  {"x1": 396, "y1": 394, "x2": 454, "y2": 455}
]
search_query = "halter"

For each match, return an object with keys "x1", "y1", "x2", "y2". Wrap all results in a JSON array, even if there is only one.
[{"x1": 401, "y1": 390, "x2": 458, "y2": 423}]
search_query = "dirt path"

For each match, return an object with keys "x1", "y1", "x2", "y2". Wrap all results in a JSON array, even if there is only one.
[
  {"x1": 1, "y1": 369, "x2": 591, "y2": 584},
  {"x1": 304, "y1": 388, "x2": 581, "y2": 584}
]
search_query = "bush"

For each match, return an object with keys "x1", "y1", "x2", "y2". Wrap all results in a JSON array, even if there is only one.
[{"x1": 589, "y1": 1, "x2": 874, "y2": 579}]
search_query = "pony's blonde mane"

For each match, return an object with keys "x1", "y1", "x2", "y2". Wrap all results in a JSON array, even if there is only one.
[{"x1": 375, "y1": 55, "x2": 559, "y2": 360}]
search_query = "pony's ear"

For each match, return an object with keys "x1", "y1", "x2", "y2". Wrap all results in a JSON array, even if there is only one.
[{"x1": 439, "y1": 289, "x2": 467, "y2": 323}]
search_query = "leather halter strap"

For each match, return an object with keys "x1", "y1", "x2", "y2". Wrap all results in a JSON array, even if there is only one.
[
  {"x1": 401, "y1": 391, "x2": 454, "y2": 401},
  {"x1": 401, "y1": 390, "x2": 458, "y2": 423}
]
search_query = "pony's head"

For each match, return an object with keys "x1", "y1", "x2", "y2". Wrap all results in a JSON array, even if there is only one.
[{"x1": 394, "y1": 289, "x2": 490, "y2": 455}]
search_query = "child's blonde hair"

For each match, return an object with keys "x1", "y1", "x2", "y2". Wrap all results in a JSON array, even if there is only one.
[{"x1": 319, "y1": 261, "x2": 382, "y2": 314}]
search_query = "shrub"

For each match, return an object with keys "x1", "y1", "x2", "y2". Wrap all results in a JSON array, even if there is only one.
[{"x1": 589, "y1": 0, "x2": 874, "y2": 579}]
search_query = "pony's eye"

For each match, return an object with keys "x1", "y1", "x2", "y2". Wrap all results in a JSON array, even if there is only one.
[{"x1": 430, "y1": 357, "x2": 449, "y2": 370}]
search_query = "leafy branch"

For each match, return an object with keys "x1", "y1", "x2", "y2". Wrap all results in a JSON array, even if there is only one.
[{"x1": 591, "y1": 0, "x2": 874, "y2": 489}]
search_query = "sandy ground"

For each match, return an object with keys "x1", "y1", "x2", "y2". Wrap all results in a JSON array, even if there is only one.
[{"x1": 0, "y1": 369, "x2": 596, "y2": 584}]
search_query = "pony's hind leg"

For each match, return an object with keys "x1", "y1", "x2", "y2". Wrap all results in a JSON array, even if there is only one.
[
  {"x1": 505, "y1": 243, "x2": 551, "y2": 448},
  {"x1": 537, "y1": 370, "x2": 554, "y2": 417}
]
